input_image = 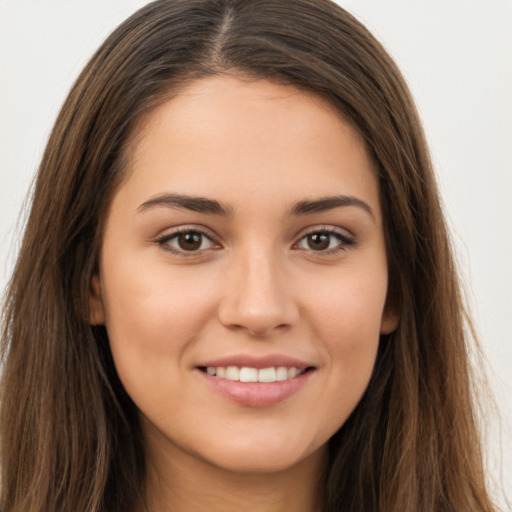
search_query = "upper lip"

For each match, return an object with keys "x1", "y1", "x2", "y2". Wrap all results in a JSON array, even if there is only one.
[{"x1": 197, "y1": 354, "x2": 314, "y2": 370}]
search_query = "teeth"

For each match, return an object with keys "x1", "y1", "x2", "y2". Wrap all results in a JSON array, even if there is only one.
[
  {"x1": 239, "y1": 367, "x2": 258, "y2": 382},
  {"x1": 225, "y1": 366, "x2": 239, "y2": 381},
  {"x1": 204, "y1": 365, "x2": 305, "y2": 383},
  {"x1": 276, "y1": 366, "x2": 288, "y2": 381},
  {"x1": 288, "y1": 367, "x2": 300, "y2": 378},
  {"x1": 258, "y1": 367, "x2": 276, "y2": 383}
]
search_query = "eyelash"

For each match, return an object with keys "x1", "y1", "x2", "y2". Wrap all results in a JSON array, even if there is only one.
[
  {"x1": 155, "y1": 227, "x2": 219, "y2": 257},
  {"x1": 294, "y1": 227, "x2": 355, "y2": 254},
  {"x1": 155, "y1": 226, "x2": 355, "y2": 257}
]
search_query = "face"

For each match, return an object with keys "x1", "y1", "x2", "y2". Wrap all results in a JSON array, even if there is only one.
[{"x1": 90, "y1": 75, "x2": 398, "y2": 475}]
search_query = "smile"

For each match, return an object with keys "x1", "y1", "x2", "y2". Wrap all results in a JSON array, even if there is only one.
[
  {"x1": 196, "y1": 363, "x2": 316, "y2": 407},
  {"x1": 200, "y1": 365, "x2": 307, "y2": 383}
]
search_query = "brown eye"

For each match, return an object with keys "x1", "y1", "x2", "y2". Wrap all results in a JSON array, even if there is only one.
[
  {"x1": 306, "y1": 233, "x2": 330, "y2": 251},
  {"x1": 158, "y1": 229, "x2": 216, "y2": 254},
  {"x1": 177, "y1": 231, "x2": 203, "y2": 251},
  {"x1": 296, "y1": 229, "x2": 354, "y2": 253}
]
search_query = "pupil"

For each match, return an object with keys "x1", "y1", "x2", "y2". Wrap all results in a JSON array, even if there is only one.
[
  {"x1": 308, "y1": 233, "x2": 330, "y2": 250},
  {"x1": 178, "y1": 232, "x2": 202, "y2": 251}
]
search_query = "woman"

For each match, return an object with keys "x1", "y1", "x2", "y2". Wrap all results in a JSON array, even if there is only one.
[{"x1": 0, "y1": 0, "x2": 499, "y2": 510}]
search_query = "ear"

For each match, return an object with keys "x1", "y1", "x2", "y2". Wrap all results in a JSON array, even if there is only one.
[
  {"x1": 89, "y1": 275, "x2": 106, "y2": 325},
  {"x1": 380, "y1": 294, "x2": 400, "y2": 335}
]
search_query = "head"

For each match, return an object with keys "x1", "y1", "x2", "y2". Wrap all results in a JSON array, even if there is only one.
[{"x1": 1, "y1": 1, "x2": 491, "y2": 511}]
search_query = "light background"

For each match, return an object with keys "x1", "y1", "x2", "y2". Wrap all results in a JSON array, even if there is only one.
[{"x1": 1, "y1": 0, "x2": 511, "y2": 506}]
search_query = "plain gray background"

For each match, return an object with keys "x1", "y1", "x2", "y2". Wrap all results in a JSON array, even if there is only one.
[{"x1": 1, "y1": 0, "x2": 510, "y2": 506}]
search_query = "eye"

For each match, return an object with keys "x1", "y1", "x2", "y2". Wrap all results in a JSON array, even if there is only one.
[
  {"x1": 156, "y1": 229, "x2": 217, "y2": 254},
  {"x1": 296, "y1": 229, "x2": 354, "y2": 253}
]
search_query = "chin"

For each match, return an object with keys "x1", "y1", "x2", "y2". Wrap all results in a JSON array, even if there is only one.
[{"x1": 196, "y1": 435, "x2": 326, "y2": 475}]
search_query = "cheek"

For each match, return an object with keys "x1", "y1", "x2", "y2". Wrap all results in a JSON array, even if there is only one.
[
  {"x1": 103, "y1": 251, "x2": 216, "y2": 334},
  {"x1": 99, "y1": 255, "x2": 218, "y2": 389},
  {"x1": 305, "y1": 265, "x2": 388, "y2": 346},
  {"x1": 302, "y1": 268, "x2": 387, "y2": 415}
]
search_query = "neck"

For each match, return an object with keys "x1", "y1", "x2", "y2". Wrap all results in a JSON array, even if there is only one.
[{"x1": 140, "y1": 425, "x2": 327, "y2": 512}]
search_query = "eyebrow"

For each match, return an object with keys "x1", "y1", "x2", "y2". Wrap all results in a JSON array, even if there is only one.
[
  {"x1": 290, "y1": 195, "x2": 375, "y2": 221},
  {"x1": 138, "y1": 193, "x2": 234, "y2": 216},
  {"x1": 138, "y1": 193, "x2": 374, "y2": 221}
]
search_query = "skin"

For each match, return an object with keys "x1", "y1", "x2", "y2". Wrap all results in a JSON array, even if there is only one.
[{"x1": 90, "y1": 75, "x2": 398, "y2": 512}]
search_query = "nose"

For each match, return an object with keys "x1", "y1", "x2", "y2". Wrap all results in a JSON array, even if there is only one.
[{"x1": 217, "y1": 249, "x2": 300, "y2": 337}]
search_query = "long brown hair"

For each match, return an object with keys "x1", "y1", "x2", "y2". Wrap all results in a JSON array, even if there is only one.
[{"x1": 1, "y1": 1, "x2": 497, "y2": 510}]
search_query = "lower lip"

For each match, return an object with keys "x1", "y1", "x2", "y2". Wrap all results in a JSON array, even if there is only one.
[{"x1": 196, "y1": 369, "x2": 314, "y2": 407}]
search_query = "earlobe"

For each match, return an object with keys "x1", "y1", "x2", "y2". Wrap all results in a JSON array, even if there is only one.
[
  {"x1": 380, "y1": 309, "x2": 399, "y2": 335},
  {"x1": 380, "y1": 295, "x2": 400, "y2": 335},
  {"x1": 89, "y1": 275, "x2": 106, "y2": 325}
]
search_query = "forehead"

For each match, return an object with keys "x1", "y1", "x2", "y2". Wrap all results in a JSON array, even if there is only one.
[{"x1": 116, "y1": 75, "x2": 380, "y2": 219}]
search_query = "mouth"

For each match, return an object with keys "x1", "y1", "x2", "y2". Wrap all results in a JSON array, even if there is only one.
[
  {"x1": 197, "y1": 365, "x2": 315, "y2": 383},
  {"x1": 195, "y1": 361, "x2": 316, "y2": 407}
]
